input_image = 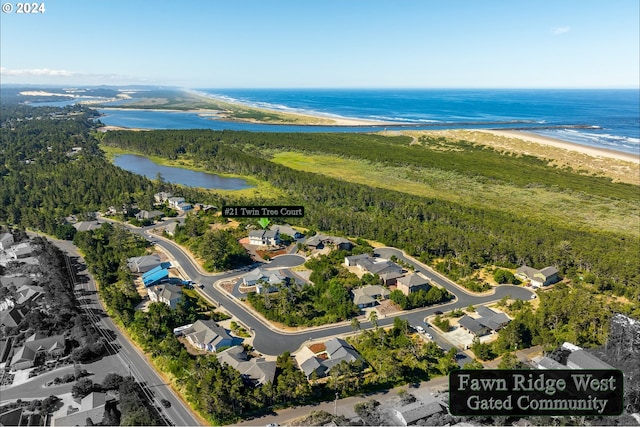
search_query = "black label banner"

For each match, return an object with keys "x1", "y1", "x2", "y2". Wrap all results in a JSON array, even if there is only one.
[{"x1": 449, "y1": 369, "x2": 624, "y2": 416}]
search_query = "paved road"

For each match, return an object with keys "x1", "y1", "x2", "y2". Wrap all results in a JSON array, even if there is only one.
[
  {"x1": 100, "y1": 219, "x2": 535, "y2": 361},
  {"x1": 148, "y1": 232, "x2": 534, "y2": 360},
  {"x1": 44, "y1": 237, "x2": 203, "y2": 427}
]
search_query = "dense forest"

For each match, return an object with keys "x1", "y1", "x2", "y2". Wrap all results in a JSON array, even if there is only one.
[
  {"x1": 100, "y1": 129, "x2": 640, "y2": 302},
  {"x1": 3, "y1": 102, "x2": 638, "y2": 424}
]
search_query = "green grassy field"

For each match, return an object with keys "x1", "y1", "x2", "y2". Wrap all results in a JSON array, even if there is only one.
[{"x1": 269, "y1": 151, "x2": 639, "y2": 237}]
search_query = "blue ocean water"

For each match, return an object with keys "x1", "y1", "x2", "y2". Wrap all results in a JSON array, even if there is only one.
[
  {"x1": 95, "y1": 89, "x2": 640, "y2": 155},
  {"x1": 199, "y1": 89, "x2": 640, "y2": 155}
]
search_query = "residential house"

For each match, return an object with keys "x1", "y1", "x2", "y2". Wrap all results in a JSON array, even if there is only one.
[
  {"x1": 296, "y1": 337, "x2": 364, "y2": 379},
  {"x1": 458, "y1": 315, "x2": 492, "y2": 337},
  {"x1": 127, "y1": 254, "x2": 166, "y2": 273},
  {"x1": 347, "y1": 255, "x2": 404, "y2": 283},
  {"x1": 396, "y1": 273, "x2": 431, "y2": 296},
  {"x1": 536, "y1": 356, "x2": 566, "y2": 369},
  {"x1": 321, "y1": 338, "x2": 363, "y2": 371},
  {"x1": 0, "y1": 275, "x2": 33, "y2": 289},
  {"x1": 142, "y1": 268, "x2": 170, "y2": 287},
  {"x1": 147, "y1": 284, "x2": 182, "y2": 309},
  {"x1": 0, "y1": 408, "x2": 23, "y2": 427},
  {"x1": 164, "y1": 221, "x2": 179, "y2": 236},
  {"x1": 182, "y1": 320, "x2": 234, "y2": 352},
  {"x1": 7, "y1": 242, "x2": 34, "y2": 259},
  {"x1": 248, "y1": 229, "x2": 280, "y2": 246},
  {"x1": 516, "y1": 265, "x2": 560, "y2": 287},
  {"x1": 0, "y1": 338, "x2": 12, "y2": 364},
  {"x1": 194, "y1": 203, "x2": 217, "y2": 212},
  {"x1": 392, "y1": 395, "x2": 445, "y2": 426},
  {"x1": 16, "y1": 283, "x2": 44, "y2": 305},
  {"x1": 566, "y1": 349, "x2": 614, "y2": 370},
  {"x1": 270, "y1": 224, "x2": 303, "y2": 239},
  {"x1": 352, "y1": 285, "x2": 390, "y2": 308},
  {"x1": 0, "y1": 232, "x2": 14, "y2": 250},
  {"x1": 240, "y1": 267, "x2": 287, "y2": 293},
  {"x1": 379, "y1": 271, "x2": 404, "y2": 286},
  {"x1": 0, "y1": 307, "x2": 25, "y2": 328},
  {"x1": 10, "y1": 333, "x2": 66, "y2": 370},
  {"x1": 344, "y1": 253, "x2": 373, "y2": 267},
  {"x1": 73, "y1": 221, "x2": 102, "y2": 232},
  {"x1": 51, "y1": 392, "x2": 113, "y2": 427},
  {"x1": 305, "y1": 234, "x2": 353, "y2": 251},
  {"x1": 217, "y1": 345, "x2": 277, "y2": 386},
  {"x1": 537, "y1": 343, "x2": 614, "y2": 370},
  {"x1": 167, "y1": 197, "x2": 185, "y2": 209},
  {"x1": 135, "y1": 210, "x2": 164, "y2": 221},
  {"x1": 177, "y1": 202, "x2": 193, "y2": 212},
  {"x1": 154, "y1": 191, "x2": 173, "y2": 204},
  {"x1": 458, "y1": 306, "x2": 511, "y2": 337}
]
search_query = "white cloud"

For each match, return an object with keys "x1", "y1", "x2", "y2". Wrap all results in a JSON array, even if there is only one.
[
  {"x1": 551, "y1": 26, "x2": 571, "y2": 35},
  {"x1": 0, "y1": 67, "x2": 149, "y2": 84},
  {"x1": 0, "y1": 67, "x2": 75, "y2": 77}
]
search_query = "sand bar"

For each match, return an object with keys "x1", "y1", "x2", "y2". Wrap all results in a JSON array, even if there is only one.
[{"x1": 479, "y1": 129, "x2": 639, "y2": 164}]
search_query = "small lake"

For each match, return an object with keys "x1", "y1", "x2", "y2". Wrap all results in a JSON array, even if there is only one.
[{"x1": 113, "y1": 154, "x2": 253, "y2": 190}]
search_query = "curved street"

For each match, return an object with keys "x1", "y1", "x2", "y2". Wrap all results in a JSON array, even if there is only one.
[{"x1": 138, "y1": 223, "x2": 534, "y2": 359}]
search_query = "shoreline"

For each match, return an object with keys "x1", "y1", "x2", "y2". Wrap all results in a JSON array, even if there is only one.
[
  {"x1": 479, "y1": 129, "x2": 639, "y2": 164},
  {"x1": 97, "y1": 106, "x2": 398, "y2": 126}
]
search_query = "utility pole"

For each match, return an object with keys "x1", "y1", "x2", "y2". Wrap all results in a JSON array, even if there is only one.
[{"x1": 334, "y1": 391, "x2": 339, "y2": 415}]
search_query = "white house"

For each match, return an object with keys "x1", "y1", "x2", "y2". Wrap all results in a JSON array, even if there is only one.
[
  {"x1": 248, "y1": 229, "x2": 280, "y2": 246},
  {"x1": 147, "y1": 284, "x2": 183, "y2": 309},
  {"x1": 0, "y1": 233, "x2": 14, "y2": 250}
]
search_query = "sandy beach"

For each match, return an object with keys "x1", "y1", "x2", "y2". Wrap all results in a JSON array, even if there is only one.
[{"x1": 479, "y1": 130, "x2": 639, "y2": 164}]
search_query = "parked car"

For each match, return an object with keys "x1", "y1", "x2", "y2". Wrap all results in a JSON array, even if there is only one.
[
  {"x1": 425, "y1": 333, "x2": 433, "y2": 339},
  {"x1": 531, "y1": 294, "x2": 537, "y2": 299},
  {"x1": 416, "y1": 326, "x2": 425, "y2": 334},
  {"x1": 160, "y1": 399, "x2": 171, "y2": 408},
  {"x1": 434, "y1": 310, "x2": 444, "y2": 315}
]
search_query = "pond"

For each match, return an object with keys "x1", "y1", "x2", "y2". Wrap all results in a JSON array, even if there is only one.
[{"x1": 113, "y1": 154, "x2": 253, "y2": 190}]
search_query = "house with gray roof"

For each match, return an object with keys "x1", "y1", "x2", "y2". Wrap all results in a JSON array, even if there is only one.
[
  {"x1": 300, "y1": 356, "x2": 328, "y2": 379},
  {"x1": 352, "y1": 285, "x2": 390, "y2": 308},
  {"x1": 73, "y1": 221, "x2": 102, "y2": 232},
  {"x1": 183, "y1": 320, "x2": 234, "y2": 352},
  {"x1": 0, "y1": 232, "x2": 14, "y2": 250},
  {"x1": 305, "y1": 234, "x2": 353, "y2": 251},
  {"x1": 344, "y1": 253, "x2": 373, "y2": 267},
  {"x1": 249, "y1": 229, "x2": 280, "y2": 246},
  {"x1": 240, "y1": 267, "x2": 287, "y2": 293},
  {"x1": 536, "y1": 356, "x2": 566, "y2": 369},
  {"x1": 458, "y1": 315, "x2": 492, "y2": 337},
  {"x1": 127, "y1": 254, "x2": 164, "y2": 273},
  {"x1": 147, "y1": 284, "x2": 182, "y2": 309},
  {"x1": 51, "y1": 392, "x2": 112, "y2": 427},
  {"x1": 7, "y1": 242, "x2": 34, "y2": 259},
  {"x1": 296, "y1": 337, "x2": 364, "y2": 378},
  {"x1": 392, "y1": 396, "x2": 445, "y2": 426},
  {"x1": 396, "y1": 273, "x2": 431, "y2": 296},
  {"x1": 270, "y1": 224, "x2": 303, "y2": 239},
  {"x1": 11, "y1": 334, "x2": 66, "y2": 370},
  {"x1": 135, "y1": 210, "x2": 164, "y2": 221},
  {"x1": 516, "y1": 265, "x2": 560, "y2": 287},
  {"x1": 458, "y1": 306, "x2": 511, "y2": 337},
  {"x1": 217, "y1": 345, "x2": 277, "y2": 385},
  {"x1": 566, "y1": 349, "x2": 614, "y2": 370}
]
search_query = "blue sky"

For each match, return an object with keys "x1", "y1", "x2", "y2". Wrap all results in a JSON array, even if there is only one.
[{"x1": 1, "y1": 0, "x2": 638, "y2": 88}]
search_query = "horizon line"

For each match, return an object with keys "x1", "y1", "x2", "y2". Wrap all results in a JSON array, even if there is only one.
[{"x1": 1, "y1": 83, "x2": 639, "y2": 90}]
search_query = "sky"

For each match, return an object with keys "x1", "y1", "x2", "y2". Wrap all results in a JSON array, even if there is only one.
[{"x1": 1, "y1": 0, "x2": 639, "y2": 88}]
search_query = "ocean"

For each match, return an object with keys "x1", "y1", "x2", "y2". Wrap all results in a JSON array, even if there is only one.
[{"x1": 97, "y1": 89, "x2": 640, "y2": 155}]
